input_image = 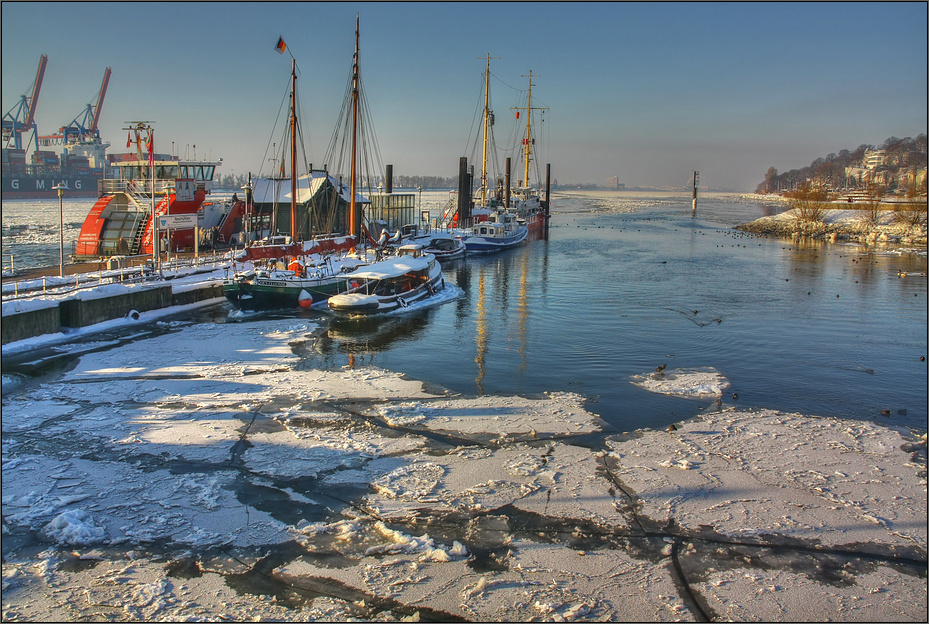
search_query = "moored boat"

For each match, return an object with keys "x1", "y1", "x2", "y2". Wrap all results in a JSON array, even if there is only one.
[
  {"x1": 224, "y1": 32, "x2": 370, "y2": 311},
  {"x1": 420, "y1": 234, "x2": 466, "y2": 260},
  {"x1": 223, "y1": 235, "x2": 366, "y2": 309},
  {"x1": 73, "y1": 123, "x2": 240, "y2": 260},
  {"x1": 510, "y1": 70, "x2": 550, "y2": 232},
  {"x1": 461, "y1": 211, "x2": 528, "y2": 253},
  {"x1": 401, "y1": 224, "x2": 466, "y2": 260},
  {"x1": 328, "y1": 244, "x2": 444, "y2": 316}
]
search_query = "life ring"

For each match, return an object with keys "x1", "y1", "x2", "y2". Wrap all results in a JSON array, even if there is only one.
[{"x1": 397, "y1": 297, "x2": 408, "y2": 308}]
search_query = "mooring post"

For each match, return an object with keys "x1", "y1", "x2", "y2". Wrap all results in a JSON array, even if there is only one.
[
  {"x1": 457, "y1": 157, "x2": 470, "y2": 226},
  {"x1": 505, "y1": 157, "x2": 511, "y2": 210},
  {"x1": 544, "y1": 163, "x2": 552, "y2": 240},
  {"x1": 692, "y1": 170, "x2": 699, "y2": 214}
]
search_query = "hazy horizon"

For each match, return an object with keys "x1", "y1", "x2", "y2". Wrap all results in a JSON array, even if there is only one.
[{"x1": 2, "y1": 2, "x2": 926, "y2": 192}]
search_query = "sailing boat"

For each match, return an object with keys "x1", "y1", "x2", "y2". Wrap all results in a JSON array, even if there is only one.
[{"x1": 224, "y1": 52, "x2": 366, "y2": 310}]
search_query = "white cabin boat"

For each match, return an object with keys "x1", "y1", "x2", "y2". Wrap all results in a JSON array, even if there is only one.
[{"x1": 327, "y1": 244, "x2": 445, "y2": 315}]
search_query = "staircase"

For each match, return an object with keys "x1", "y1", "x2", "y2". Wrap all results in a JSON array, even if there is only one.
[
  {"x1": 130, "y1": 214, "x2": 151, "y2": 254},
  {"x1": 439, "y1": 195, "x2": 458, "y2": 227}
]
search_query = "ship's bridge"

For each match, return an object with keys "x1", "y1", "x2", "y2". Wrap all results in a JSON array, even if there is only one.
[{"x1": 100, "y1": 158, "x2": 221, "y2": 199}]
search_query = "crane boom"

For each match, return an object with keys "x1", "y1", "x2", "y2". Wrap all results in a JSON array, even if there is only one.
[
  {"x1": 23, "y1": 54, "x2": 47, "y2": 130},
  {"x1": 2, "y1": 54, "x2": 47, "y2": 150},
  {"x1": 89, "y1": 67, "x2": 111, "y2": 134}
]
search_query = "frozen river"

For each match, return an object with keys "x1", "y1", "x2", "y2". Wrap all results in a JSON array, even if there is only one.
[{"x1": 1, "y1": 190, "x2": 926, "y2": 620}]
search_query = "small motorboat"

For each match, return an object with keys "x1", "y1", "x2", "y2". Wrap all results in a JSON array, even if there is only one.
[{"x1": 421, "y1": 234, "x2": 466, "y2": 260}]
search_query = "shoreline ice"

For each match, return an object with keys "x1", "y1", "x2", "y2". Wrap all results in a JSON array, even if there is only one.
[{"x1": 2, "y1": 318, "x2": 925, "y2": 621}]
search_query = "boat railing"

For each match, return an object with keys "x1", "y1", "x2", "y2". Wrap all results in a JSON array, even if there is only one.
[{"x1": 99, "y1": 178, "x2": 177, "y2": 197}]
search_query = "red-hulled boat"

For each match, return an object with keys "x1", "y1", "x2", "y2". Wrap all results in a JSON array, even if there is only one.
[{"x1": 74, "y1": 122, "x2": 244, "y2": 260}]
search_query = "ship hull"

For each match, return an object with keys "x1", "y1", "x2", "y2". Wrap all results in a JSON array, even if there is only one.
[{"x1": 2, "y1": 174, "x2": 101, "y2": 199}]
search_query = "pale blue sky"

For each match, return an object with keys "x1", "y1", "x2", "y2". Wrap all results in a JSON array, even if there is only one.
[{"x1": 2, "y1": 2, "x2": 926, "y2": 190}]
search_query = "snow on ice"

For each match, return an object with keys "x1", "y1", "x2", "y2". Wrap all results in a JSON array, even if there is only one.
[{"x1": 2, "y1": 317, "x2": 926, "y2": 621}]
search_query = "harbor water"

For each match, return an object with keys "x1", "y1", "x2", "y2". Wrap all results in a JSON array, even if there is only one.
[{"x1": 2, "y1": 191, "x2": 927, "y2": 433}]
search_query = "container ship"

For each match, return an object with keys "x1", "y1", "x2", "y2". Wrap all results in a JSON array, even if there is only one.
[
  {"x1": 2, "y1": 146, "x2": 107, "y2": 199},
  {"x1": 2, "y1": 55, "x2": 109, "y2": 199}
]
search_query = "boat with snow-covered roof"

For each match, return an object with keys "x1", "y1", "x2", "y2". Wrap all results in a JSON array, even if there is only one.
[{"x1": 327, "y1": 244, "x2": 444, "y2": 316}]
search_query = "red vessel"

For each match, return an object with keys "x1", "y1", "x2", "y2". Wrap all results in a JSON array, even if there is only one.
[{"x1": 74, "y1": 122, "x2": 244, "y2": 259}]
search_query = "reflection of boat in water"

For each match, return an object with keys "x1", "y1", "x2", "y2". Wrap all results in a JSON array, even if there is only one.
[
  {"x1": 325, "y1": 309, "x2": 432, "y2": 352},
  {"x1": 328, "y1": 244, "x2": 444, "y2": 316},
  {"x1": 461, "y1": 211, "x2": 528, "y2": 253}
]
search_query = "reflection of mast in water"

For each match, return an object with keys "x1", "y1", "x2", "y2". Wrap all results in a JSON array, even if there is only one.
[
  {"x1": 474, "y1": 270, "x2": 488, "y2": 393},
  {"x1": 516, "y1": 251, "x2": 529, "y2": 371}
]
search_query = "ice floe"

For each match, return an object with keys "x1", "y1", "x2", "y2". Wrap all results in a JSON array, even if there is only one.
[
  {"x1": 1, "y1": 317, "x2": 925, "y2": 622},
  {"x1": 631, "y1": 366, "x2": 731, "y2": 398}
]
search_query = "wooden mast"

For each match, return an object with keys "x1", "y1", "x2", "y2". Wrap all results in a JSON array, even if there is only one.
[
  {"x1": 349, "y1": 15, "x2": 360, "y2": 241},
  {"x1": 290, "y1": 57, "x2": 297, "y2": 240},
  {"x1": 479, "y1": 54, "x2": 498, "y2": 208}
]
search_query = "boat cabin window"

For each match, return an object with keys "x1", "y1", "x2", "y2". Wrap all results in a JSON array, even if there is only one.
[
  {"x1": 178, "y1": 165, "x2": 215, "y2": 181},
  {"x1": 156, "y1": 165, "x2": 178, "y2": 180},
  {"x1": 398, "y1": 245, "x2": 423, "y2": 258}
]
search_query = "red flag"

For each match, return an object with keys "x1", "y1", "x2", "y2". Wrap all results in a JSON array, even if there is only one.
[
  {"x1": 146, "y1": 130, "x2": 154, "y2": 164},
  {"x1": 275, "y1": 36, "x2": 287, "y2": 54},
  {"x1": 516, "y1": 111, "x2": 520, "y2": 119},
  {"x1": 127, "y1": 131, "x2": 132, "y2": 148}
]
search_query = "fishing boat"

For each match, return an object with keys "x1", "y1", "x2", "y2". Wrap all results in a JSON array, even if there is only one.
[
  {"x1": 461, "y1": 211, "x2": 528, "y2": 253},
  {"x1": 510, "y1": 70, "x2": 549, "y2": 233},
  {"x1": 327, "y1": 244, "x2": 445, "y2": 316},
  {"x1": 224, "y1": 235, "x2": 365, "y2": 309}
]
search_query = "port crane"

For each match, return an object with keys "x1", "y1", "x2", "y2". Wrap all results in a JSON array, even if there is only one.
[
  {"x1": 39, "y1": 67, "x2": 112, "y2": 148},
  {"x1": 1, "y1": 54, "x2": 48, "y2": 150}
]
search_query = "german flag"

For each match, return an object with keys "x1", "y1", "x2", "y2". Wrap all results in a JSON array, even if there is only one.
[{"x1": 275, "y1": 36, "x2": 287, "y2": 55}]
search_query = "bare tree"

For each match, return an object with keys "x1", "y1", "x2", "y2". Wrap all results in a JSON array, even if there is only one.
[
  {"x1": 787, "y1": 182, "x2": 829, "y2": 223},
  {"x1": 862, "y1": 183, "x2": 885, "y2": 226}
]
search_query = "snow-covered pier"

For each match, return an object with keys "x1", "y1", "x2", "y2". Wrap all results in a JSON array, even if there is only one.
[{"x1": 1, "y1": 265, "x2": 226, "y2": 345}]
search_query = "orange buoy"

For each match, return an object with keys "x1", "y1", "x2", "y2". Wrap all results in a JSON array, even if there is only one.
[{"x1": 298, "y1": 290, "x2": 313, "y2": 308}]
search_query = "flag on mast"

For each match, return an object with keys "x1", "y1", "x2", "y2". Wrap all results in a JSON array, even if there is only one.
[
  {"x1": 146, "y1": 129, "x2": 154, "y2": 164},
  {"x1": 127, "y1": 131, "x2": 132, "y2": 148},
  {"x1": 275, "y1": 36, "x2": 287, "y2": 54}
]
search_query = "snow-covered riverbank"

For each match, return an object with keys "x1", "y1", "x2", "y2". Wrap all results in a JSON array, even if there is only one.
[
  {"x1": 2, "y1": 317, "x2": 925, "y2": 621},
  {"x1": 736, "y1": 202, "x2": 928, "y2": 247}
]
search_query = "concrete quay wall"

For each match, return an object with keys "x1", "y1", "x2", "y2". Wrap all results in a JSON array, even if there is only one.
[
  {"x1": 1, "y1": 282, "x2": 225, "y2": 346},
  {"x1": 1, "y1": 303, "x2": 61, "y2": 346}
]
